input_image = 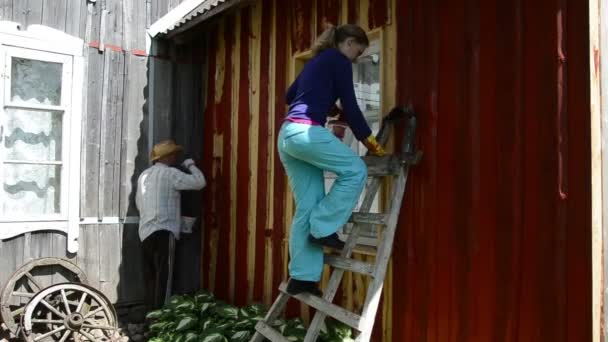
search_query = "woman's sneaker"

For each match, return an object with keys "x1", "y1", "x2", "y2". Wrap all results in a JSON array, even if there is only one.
[
  {"x1": 286, "y1": 279, "x2": 322, "y2": 297},
  {"x1": 308, "y1": 233, "x2": 345, "y2": 250}
]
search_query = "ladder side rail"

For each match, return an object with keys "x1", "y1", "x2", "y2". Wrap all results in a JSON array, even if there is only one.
[
  {"x1": 303, "y1": 177, "x2": 382, "y2": 342},
  {"x1": 303, "y1": 113, "x2": 405, "y2": 342},
  {"x1": 355, "y1": 116, "x2": 419, "y2": 342},
  {"x1": 250, "y1": 293, "x2": 291, "y2": 342}
]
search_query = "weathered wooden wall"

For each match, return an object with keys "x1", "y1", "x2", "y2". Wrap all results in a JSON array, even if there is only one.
[
  {"x1": 197, "y1": 0, "x2": 396, "y2": 339},
  {"x1": 196, "y1": 0, "x2": 592, "y2": 341},
  {"x1": 0, "y1": 0, "x2": 196, "y2": 306}
]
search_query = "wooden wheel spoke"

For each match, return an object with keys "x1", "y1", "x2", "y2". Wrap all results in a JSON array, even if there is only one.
[
  {"x1": 11, "y1": 306, "x2": 25, "y2": 317},
  {"x1": 25, "y1": 272, "x2": 42, "y2": 291},
  {"x1": 13, "y1": 291, "x2": 34, "y2": 298},
  {"x1": 61, "y1": 289, "x2": 72, "y2": 314},
  {"x1": 40, "y1": 299, "x2": 67, "y2": 319},
  {"x1": 31, "y1": 319, "x2": 64, "y2": 324},
  {"x1": 83, "y1": 306, "x2": 104, "y2": 319},
  {"x1": 82, "y1": 323, "x2": 115, "y2": 331},
  {"x1": 33, "y1": 325, "x2": 66, "y2": 341},
  {"x1": 79, "y1": 329, "x2": 97, "y2": 341},
  {"x1": 75, "y1": 292, "x2": 88, "y2": 313},
  {"x1": 58, "y1": 330, "x2": 72, "y2": 342}
]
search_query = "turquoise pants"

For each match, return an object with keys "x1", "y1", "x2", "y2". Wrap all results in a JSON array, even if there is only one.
[{"x1": 277, "y1": 122, "x2": 367, "y2": 281}]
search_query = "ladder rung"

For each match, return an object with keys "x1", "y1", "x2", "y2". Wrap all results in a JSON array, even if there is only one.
[
  {"x1": 348, "y1": 212, "x2": 387, "y2": 225},
  {"x1": 278, "y1": 282, "x2": 362, "y2": 331},
  {"x1": 362, "y1": 155, "x2": 401, "y2": 177},
  {"x1": 353, "y1": 244, "x2": 378, "y2": 256},
  {"x1": 254, "y1": 321, "x2": 291, "y2": 342},
  {"x1": 324, "y1": 255, "x2": 375, "y2": 276}
]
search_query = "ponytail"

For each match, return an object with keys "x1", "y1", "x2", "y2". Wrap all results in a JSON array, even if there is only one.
[
  {"x1": 311, "y1": 25, "x2": 337, "y2": 56},
  {"x1": 311, "y1": 24, "x2": 369, "y2": 56}
]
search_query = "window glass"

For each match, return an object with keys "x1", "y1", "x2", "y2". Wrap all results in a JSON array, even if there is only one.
[
  {"x1": 4, "y1": 108, "x2": 63, "y2": 161},
  {"x1": 10, "y1": 57, "x2": 63, "y2": 106},
  {"x1": 2, "y1": 163, "x2": 61, "y2": 216}
]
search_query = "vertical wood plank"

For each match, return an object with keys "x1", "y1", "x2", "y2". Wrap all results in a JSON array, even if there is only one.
[
  {"x1": 201, "y1": 25, "x2": 218, "y2": 291},
  {"x1": 76, "y1": 225, "x2": 101, "y2": 290},
  {"x1": 253, "y1": 0, "x2": 272, "y2": 304},
  {"x1": 247, "y1": 0, "x2": 262, "y2": 305},
  {"x1": 152, "y1": 58, "x2": 173, "y2": 141},
  {"x1": 26, "y1": 0, "x2": 43, "y2": 26},
  {"x1": 51, "y1": 232, "x2": 71, "y2": 284},
  {"x1": 106, "y1": 0, "x2": 124, "y2": 47},
  {"x1": 111, "y1": 52, "x2": 126, "y2": 216},
  {"x1": 347, "y1": 0, "x2": 359, "y2": 24},
  {"x1": 64, "y1": 0, "x2": 83, "y2": 37},
  {"x1": 41, "y1": 0, "x2": 67, "y2": 31},
  {"x1": 82, "y1": 49, "x2": 104, "y2": 218},
  {"x1": 0, "y1": 236, "x2": 24, "y2": 290},
  {"x1": 290, "y1": 0, "x2": 314, "y2": 53},
  {"x1": 316, "y1": 0, "x2": 340, "y2": 33},
  {"x1": 0, "y1": 0, "x2": 8, "y2": 20},
  {"x1": 228, "y1": 13, "x2": 241, "y2": 304},
  {"x1": 272, "y1": 0, "x2": 288, "y2": 302},
  {"x1": 119, "y1": 224, "x2": 145, "y2": 303},
  {"x1": 215, "y1": 14, "x2": 234, "y2": 301},
  {"x1": 12, "y1": 0, "x2": 27, "y2": 27},
  {"x1": 99, "y1": 224, "x2": 121, "y2": 302}
]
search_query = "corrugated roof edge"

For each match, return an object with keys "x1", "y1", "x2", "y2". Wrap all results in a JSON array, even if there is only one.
[
  {"x1": 148, "y1": 0, "x2": 209, "y2": 38},
  {"x1": 162, "y1": 0, "x2": 247, "y2": 39}
]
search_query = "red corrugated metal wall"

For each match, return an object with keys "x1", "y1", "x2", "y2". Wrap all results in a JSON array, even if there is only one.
[
  {"x1": 393, "y1": 0, "x2": 591, "y2": 341},
  {"x1": 198, "y1": 0, "x2": 592, "y2": 340}
]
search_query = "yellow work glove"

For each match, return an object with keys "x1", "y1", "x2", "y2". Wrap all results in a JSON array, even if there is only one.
[{"x1": 363, "y1": 135, "x2": 386, "y2": 156}]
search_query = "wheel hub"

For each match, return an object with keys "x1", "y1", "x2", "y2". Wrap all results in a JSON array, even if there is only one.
[{"x1": 66, "y1": 312, "x2": 84, "y2": 330}]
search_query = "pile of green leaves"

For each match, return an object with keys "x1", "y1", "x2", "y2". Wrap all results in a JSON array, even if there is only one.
[{"x1": 145, "y1": 291, "x2": 354, "y2": 342}]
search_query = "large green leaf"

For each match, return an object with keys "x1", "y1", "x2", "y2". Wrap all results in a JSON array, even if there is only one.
[
  {"x1": 200, "y1": 332, "x2": 229, "y2": 342},
  {"x1": 169, "y1": 295, "x2": 186, "y2": 307},
  {"x1": 195, "y1": 292, "x2": 215, "y2": 304},
  {"x1": 244, "y1": 304, "x2": 267, "y2": 316},
  {"x1": 216, "y1": 322, "x2": 233, "y2": 332},
  {"x1": 176, "y1": 300, "x2": 197, "y2": 312},
  {"x1": 146, "y1": 309, "x2": 164, "y2": 320},
  {"x1": 149, "y1": 321, "x2": 169, "y2": 333},
  {"x1": 200, "y1": 302, "x2": 217, "y2": 317},
  {"x1": 215, "y1": 305, "x2": 239, "y2": 320},
  {"x1": 233, "y1": 319, "x2": 254, "y2": 330},
  {"x1": 230, "y1": 330, "x2": 252, "y2": 342},
  {"x1": 176, "y1": 316, "x2": 199, "y2": 332},
  {"x1": 201, "y1": 318, "x2": 216, "y2": 331},
  {"x1": 185, "y1": 332, "x2": 200, "y2": 342}
]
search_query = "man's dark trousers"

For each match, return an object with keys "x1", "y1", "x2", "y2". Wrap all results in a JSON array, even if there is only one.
[{"x1": 142, "y1": 230, "x2": 174, "y2": 311}]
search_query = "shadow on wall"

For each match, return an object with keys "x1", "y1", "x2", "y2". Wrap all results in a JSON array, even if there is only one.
[{"x1": 115, "y1": 37, "x2": 206, "y2": 321}]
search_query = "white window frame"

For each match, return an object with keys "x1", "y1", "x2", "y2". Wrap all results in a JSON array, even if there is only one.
[{"x1": 0, "y1": 22, "x2": 84, "y2": 253}]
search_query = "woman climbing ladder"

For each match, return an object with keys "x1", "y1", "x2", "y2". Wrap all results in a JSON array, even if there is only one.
[{"x1": 278, "y1": 24, "x2": 386, "y2": 296}]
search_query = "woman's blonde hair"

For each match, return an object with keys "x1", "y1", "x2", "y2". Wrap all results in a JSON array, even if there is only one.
[{"x1": 311, "y1": 24, "x2": 369, "y2": 56}]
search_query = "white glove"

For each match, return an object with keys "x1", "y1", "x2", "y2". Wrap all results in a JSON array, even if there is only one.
[{"x1": 182, "y1": 158, "x2": 195, "y2": 168}]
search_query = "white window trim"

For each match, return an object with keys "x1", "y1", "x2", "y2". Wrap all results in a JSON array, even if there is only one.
[{"x1": 0, "y1": 21, "x2": 84, "y2": 253}]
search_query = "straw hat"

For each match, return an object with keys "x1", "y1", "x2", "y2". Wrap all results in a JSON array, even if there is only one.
[{"x1": 150, "y1": 140, "x2": 183, "y2": 161}]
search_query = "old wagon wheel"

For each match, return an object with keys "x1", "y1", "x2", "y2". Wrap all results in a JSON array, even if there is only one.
[
  {"x1": 1, "y1": 257, "x2": 88, "y2": 334},
  {"x1": 20, "y1": 283, "x2": 117, "y2": 342}
]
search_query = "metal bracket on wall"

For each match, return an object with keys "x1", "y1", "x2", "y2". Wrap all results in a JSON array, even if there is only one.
[{"x1": 79, "y1": 217, "x2": 139, "y2": 225}]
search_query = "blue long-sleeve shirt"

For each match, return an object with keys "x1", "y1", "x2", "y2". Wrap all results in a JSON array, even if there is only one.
[{"x1": 285, "y1": 48, "x2": 372, "y2": 141}]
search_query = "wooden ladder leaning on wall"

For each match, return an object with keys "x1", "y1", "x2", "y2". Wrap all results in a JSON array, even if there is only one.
[{"x1": 250, "y1": 106, "x2": 422, "y2": 342}]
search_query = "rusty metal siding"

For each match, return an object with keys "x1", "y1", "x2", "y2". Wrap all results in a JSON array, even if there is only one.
[
  {"x1": 393, "y1": 0, "x2": 591, "y2": 341},
  {"x1": 198, "y1": 0, "x2": 592, "y2": 340}
]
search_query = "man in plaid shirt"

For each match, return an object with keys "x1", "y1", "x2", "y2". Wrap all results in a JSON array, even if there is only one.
[{"x1": 136, "y1": 140, "x2": 206, "y2": 310}]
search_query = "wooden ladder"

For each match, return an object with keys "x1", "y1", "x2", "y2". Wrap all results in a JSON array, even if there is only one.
[{"x1": 250, "y1": 107, "x2": 421, "y2": 342}]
